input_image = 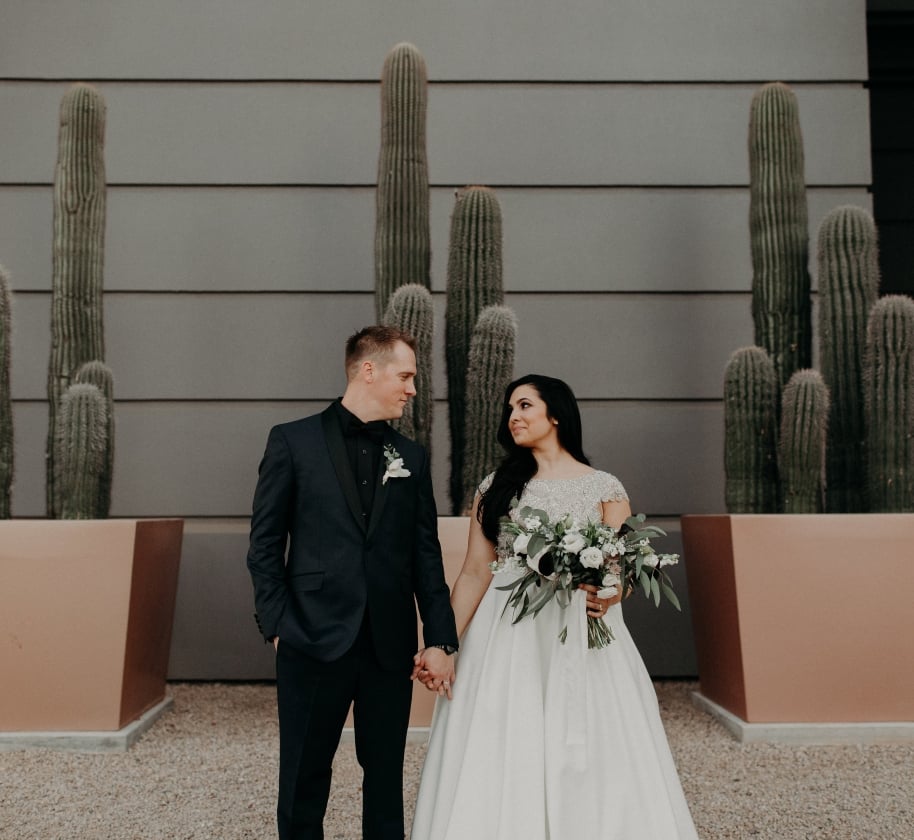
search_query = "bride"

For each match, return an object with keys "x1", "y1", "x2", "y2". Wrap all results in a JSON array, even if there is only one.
[{"x1": 411, "y1": 374, "x2": 698, "y2": 839}]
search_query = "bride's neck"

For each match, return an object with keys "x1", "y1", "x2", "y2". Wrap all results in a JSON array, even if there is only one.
[{"x1": 530, "y1": 444, "x2": 588, "y2": 479}]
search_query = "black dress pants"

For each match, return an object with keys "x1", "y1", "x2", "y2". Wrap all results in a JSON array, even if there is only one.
[{"x1": 275, "y1": 620, "x2": 413, "y2": 840}]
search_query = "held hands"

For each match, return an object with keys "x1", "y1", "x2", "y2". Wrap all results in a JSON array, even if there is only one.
[
  {"x1": 579, "y1": 583, "x2": 623, "y2": 618},
  {"x1": 411, "y1": 647, "x2": 455, "y2": 700}
]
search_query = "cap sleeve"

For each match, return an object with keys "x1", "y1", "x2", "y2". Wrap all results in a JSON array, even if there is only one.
[
  {"x1": 477, "y1": 472, "x2": 496, "y2": 495},
  {"x1": 597, "y1": 471, "x2": 628, "y2": 503}
]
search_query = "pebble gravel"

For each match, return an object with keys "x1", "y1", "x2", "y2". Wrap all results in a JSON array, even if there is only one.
[{"x1": 1, "y1": 682, "x2": 911, "y2": 839}]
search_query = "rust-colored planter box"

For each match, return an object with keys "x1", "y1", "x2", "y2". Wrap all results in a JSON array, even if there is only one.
[
  {"x1": 0, "y1": 519, "x2": 184, "y2": 732},
  {"x1": 680, "y1": 514, "x2": 914, "y2": 724}
]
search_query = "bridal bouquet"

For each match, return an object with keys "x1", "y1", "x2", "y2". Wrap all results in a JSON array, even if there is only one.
[{"x1": 490, "y1": 505, "x2": 681, "y2": 649}]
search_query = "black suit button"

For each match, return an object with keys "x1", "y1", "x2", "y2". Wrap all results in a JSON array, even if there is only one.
[{"x1": 361, "y1": 480, "x2": 368, "y2": 485}]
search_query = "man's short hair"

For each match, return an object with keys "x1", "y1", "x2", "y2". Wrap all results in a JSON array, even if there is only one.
[{"x1": 344, "y1": 325, "x2": 416, "y2": 380}]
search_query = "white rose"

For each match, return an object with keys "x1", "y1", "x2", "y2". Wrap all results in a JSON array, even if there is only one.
[
  {"x1": 513, "y1": 533, "x2": 531, "y2": 555},
  {"x1": 560, "y1": 532, "x2": 587, "y2": 554},
  {"x1": 659, "y1": 554, "x2": 679, "y2": 568},
  {"x1": 597, "y1": 585, "x2": 618, "y2": 599},
  {"x1": 579, "y1": 546, "x2": 604, "y2": 569},
  {"x1": 641, "y1": 553, "x2": 659, "y2": 568},
  {"x1": 602, "y1": 572, "x2": 621, "y2": 588}
]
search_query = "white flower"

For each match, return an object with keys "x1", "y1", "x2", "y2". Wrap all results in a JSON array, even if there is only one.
[
  {"x1": 659, "y1": 554, "x2": 679, "y2": 568},
  {"x1": 641, "y1": 553, "x2": 660, "y2": 568},
  {"x1": 559, "y1": 531, "x2": 587, "y2": 554},
  {"x1": 579, "y1": 546, "x2": 604, "y2": 569},
  {"x1": 597, "y1": 585, "x2": 618, "y2": 599},
  {"x1": 513, "y1": 533, "x2": 531, "y2": 555},
  {"x1": 523, "y1": 515, "x2": 543, "y2": 530},
  {"x1": 602, "y1": 572, "x2": 621, "y2": 588},
  {"x1": 382, "y1": 446, "x2": 411, "y2": 484}
]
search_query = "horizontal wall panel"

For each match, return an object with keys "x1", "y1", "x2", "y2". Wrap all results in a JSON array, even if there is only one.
[
  {"x1": 9, "y1": 400, "x2": 724, "y2": 518},
  {"x1": 0, "y1": 185, "x2": 870, "y2": 293},
  {"x1": 0, "y1": 0, "x2": 866, "y2": 82},
  {"x1": 0, "y1": 83, "x2": 871, "y2": 187},
  {"x1": 9, "y1": 292, "x2": 751, "y2": 400}
]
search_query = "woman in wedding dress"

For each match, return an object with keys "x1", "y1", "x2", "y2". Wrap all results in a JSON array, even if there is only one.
[{"x1": 411, "y1": 374, "x2": 698, "y2": 839}]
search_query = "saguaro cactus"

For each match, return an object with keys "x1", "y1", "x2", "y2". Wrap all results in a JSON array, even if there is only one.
[
  {"x1": 383, "y1": 284, "x2": 433, "y2": 450},
  {"x1": 779, "y1": 369, "x2": 830, "y2": 513},
  {"x1": 749, "y1": 82, "x2": 811, "y2": 394},
  {"x1": 46, "y1": 83, "x2": 107, "y2": 517},
  {"x1": 864, "y1": 295, "x2": 914, "y2": 512},
  {"x1": 461, "y1": 305, "x2": 517, "y2": 512},
  {"x1": 723, "y1": 346, "x2": 779, "y2": 513},
  {"x1": 817, "y1": 206, "x2": 879, "y2": 512},
  {"x1": 55, "y1": 383, "x2": 109, "y2": 520},
  {"x1": 445, "y1": 186, "x2": 504, "y2": 514},
  {"x1": 74, "y1": 360, "x2": 115, "y2": 517},
  {"x1": 374, "y1": 42, "x2": 430, "y2": 320},
  {"x1": 0, "y1": 266, "x2": 12, "y2": 518}
]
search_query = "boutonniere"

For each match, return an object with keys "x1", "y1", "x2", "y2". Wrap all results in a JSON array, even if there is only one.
[{"x1": 382, "y1": 444, "x2": 411, "y2": 484}]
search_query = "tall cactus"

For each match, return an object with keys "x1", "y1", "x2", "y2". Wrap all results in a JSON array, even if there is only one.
[
  {"x1": 779, "y1": 369, "x2": 830, "y2": 513},
  {"x1": 383, "y1": 284, "x2": 433, "y2": 449},
  {"x1": 445, "y1": 186, "x2": 504, "y2": 514},
  {"x1": 46, "y1": 83, "x2": 107, "y2": 517},
  {"x1": 723, "y1": 346, "x2": 779, "y2": 513},
  {"x1": 864, "y1": 296, "x2": 914, "y2": 512},
  {"x1": 374, "y1": 42, "x2": 430, "y2": 320},
  {"x1": 73, "y1": 361, "x2": 115, "y2": 517},
  {"x1": 55, "y1": 383, "x2": 109, "y2": 520},
  {"x1": 749, "y1": 82, "x2": 811, "y2": 394},
  {"x1": 461, "y1": 305, "x2": 517, "y2": 512},
  {"x1": 0, "y1": 265, "x2": 12, "y2": 519},
  {"x1": 817, "y1": 206, "x2": 880, "y2": 512}
]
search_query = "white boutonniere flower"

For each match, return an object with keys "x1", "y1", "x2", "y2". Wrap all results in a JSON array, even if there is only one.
[{"x1": 382, "y1": 444, "x2": 411, "y2": 484}]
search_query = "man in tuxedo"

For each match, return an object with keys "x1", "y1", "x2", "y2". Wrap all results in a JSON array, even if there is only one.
[{"x1": 247, "y1": 325, "x2": 458, "y2": 840}]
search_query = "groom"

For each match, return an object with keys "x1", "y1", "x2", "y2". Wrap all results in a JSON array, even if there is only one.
[{"x1": 246, "y1": 325, "x2": 458, "y2": 840}]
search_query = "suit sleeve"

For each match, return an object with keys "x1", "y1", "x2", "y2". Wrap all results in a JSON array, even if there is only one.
[
  {"x1": 246, "y1": 425, "x2": 293, "y2": 641},
  {"x1": 411, "y1": 447, "x2": 459, "y2": 649}
]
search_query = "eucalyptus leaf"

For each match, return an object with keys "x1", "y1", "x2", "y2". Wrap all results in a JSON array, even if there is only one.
[
  {"x1": 650, "y1": 575, "x2": 661, "y2": 607},
  {"x1": 661, "y1": 581, "x2": 682, "y2": 611}
]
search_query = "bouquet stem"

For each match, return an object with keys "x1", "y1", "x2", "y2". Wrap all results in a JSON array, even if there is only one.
[{"x1": 587, "y1": 616, "x2": 615, "y2": 649}]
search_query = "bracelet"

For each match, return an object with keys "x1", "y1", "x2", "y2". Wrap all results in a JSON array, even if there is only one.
[{"x1": 427, "y1": 643, "x2": 458, "y2": 655}]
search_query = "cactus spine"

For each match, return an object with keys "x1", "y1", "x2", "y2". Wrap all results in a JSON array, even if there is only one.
[
  {"x1": 817, "y1": 206, "x2": 880, "y2": 512},
  {"x1": 864, "y1": 296, "x2": 914, "y2": 512},
  {"x1": 779, "y1": 369, "x2": 830, "y2": 513},
  {"x1": 0, "y1": 266, "x2": 12, "y2": 518},
  {"x1": 445, "y1": 186, "x2": 504, "y2": 514},
  {"x1": 56, "y1": 383, "x2": 109, "y2": 519},
  {"x1": 374, "y1": 42, "x2": 430, "y2": 320},
  {"x1": 47, "y1": 83, "x2": 107, "y2": 517},
  {"x1": 383, "y1": 284, "x2": 433, "y2": 450},
  {"x1": 749, "y1": 82, "x2": 811, "y2": 394},
  {"x1": 724, "y1": 347, "x2": 779, "y2": 513},
  {"x1": 73, "y1": 361, "x2": 115, "y2": 517},
  {"x1": 461, "y1": 305, "x2": 517, "y2": 512}
]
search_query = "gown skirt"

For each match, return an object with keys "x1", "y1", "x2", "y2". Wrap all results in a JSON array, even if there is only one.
[{"x1": 411, "y1": 576, "x2": 699, "y2": 839}]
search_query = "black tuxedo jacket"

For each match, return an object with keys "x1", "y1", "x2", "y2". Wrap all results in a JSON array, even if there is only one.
[{"x1": 246, "y1": 404, "x2": 457, "y2": 672}]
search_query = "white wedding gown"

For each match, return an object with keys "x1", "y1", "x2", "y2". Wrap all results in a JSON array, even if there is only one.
[{"x1": 411, "y1": 471, "x2": 698, "y2": 840}]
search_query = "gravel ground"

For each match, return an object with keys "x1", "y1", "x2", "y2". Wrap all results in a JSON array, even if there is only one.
[{"x1": 1, "y1": 681, "x2": 912, "y2": 840}]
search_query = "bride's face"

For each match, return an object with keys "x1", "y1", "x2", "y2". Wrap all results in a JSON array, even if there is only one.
[{"x1": 507, "y1": 385, "x2": 558, "y2": 449}]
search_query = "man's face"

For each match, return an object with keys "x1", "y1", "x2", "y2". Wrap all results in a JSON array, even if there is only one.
[{"x1": 372, "y1": 341, "x2": 417, "y2": 419}]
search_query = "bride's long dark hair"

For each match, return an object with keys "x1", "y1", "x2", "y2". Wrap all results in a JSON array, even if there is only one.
[{"x1": 477, "y1": 374, "x2": 590, "y2": 543}]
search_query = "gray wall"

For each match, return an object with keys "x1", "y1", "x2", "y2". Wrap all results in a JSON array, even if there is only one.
[{"x1": 0, "y1": 1, "x2": 872, "y2": 677}]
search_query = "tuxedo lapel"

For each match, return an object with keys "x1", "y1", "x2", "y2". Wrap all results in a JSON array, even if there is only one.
[
  {"x1": 366, "y1": 429, "x2": 394, "y2": 539},
  {"x1": 321, "y1": 407, "x2": 367, "y2": 534}
]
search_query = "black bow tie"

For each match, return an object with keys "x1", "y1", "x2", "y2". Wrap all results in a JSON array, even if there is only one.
[{"x1": 343, "y1": 415, "x2": 386, "y2": 444}]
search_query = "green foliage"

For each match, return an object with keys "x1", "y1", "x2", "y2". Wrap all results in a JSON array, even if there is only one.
[
  {"x1": 73, "y1": 361, "x2": 115, "y2": 517},
  {"x1": 46, "y1": 83, "x2": 107, "y2": 517},
  {"x1": 749, "y1": 82, "x2": 811, "y2": 395},
  {"x1": 55, "y1": 383, "x2": 109, "y2": 520},
  {"x1": 864, "y1": 295, "x2": 914, "y2": 512},
  {"x1": 0, "y1": 266, "x2": 12, "y2": 518},
  {"x1": 374, "y1": 42, "x2": 430, "y2": 320},
  {"x1": 383, "y1": 284, "x2": 433, "y2": 450},
  {"x1": 779, "y1": 369, "x2": 830, "y2": 513},
  {"x1": 462, "y1": 305, "x2": 517, "y2": 512},
  {"x1": 816, "y1": 205, "x2": 880, "y2": 512},
  {"x1": 723, "y1": 346, "x2": 779, "y2": 513},
  {"x1": 445, "y1": 186, "x2": 504, "y2": 514}
]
